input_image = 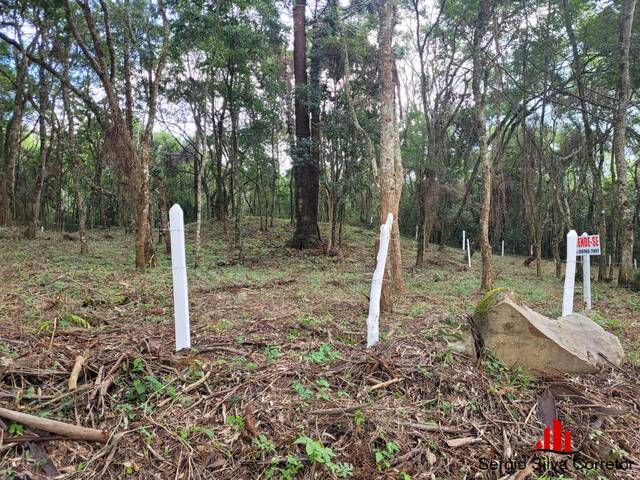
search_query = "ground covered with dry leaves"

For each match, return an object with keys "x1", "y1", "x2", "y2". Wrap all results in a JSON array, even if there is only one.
[{"x1": 1, "y1": 220, "x2": 639, "y2": 479}]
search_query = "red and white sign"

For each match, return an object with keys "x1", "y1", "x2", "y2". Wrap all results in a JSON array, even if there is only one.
[{"x1": 576, "y1": 234, "x2": 600, "y2": 256}]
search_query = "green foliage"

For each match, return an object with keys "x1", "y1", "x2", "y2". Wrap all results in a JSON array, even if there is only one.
[
  {"x1": 253, "y1": 434, "x2": 276, "y2": 455},
  {"x1": 226, "y1": 415, "x2": 245, "y2": 432},
  {"x1": 305, "y1": 343, "x2": 340, "y2": 364},
  {"x1": 374, "y1": 441, "x2": 400, "y2": 471},
  {"x1": 292, "y1": 381, "x2": 313, "y2": 400},
  {"x1": 264, "y1": 345, "x2": 281, "y2": 363},
  {"x1": 294, "y1": 436, "x2": 353, "y2": 478},
  {"x1": 8, "y1": 422, "x2": 24, "y2": 436},
  {"x1": 474, "y1": 288, "x2": 510, "y2": 315}
]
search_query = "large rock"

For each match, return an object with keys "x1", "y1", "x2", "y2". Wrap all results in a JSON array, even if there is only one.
[{"x1": 473, "y1": 289, "x2": 624, "y2": 375}]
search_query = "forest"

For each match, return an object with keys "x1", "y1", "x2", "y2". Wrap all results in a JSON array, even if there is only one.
[{"x1": 0, "y1": 0, "x2": 639, "y2": 479}]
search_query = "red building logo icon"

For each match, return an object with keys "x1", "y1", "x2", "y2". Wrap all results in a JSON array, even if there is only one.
[{"x1": 534, "y1": 418, "x2": 572, "y2": 453}]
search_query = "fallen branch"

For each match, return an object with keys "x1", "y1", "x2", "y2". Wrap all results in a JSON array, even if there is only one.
[
  {"x1": 68, "y1": 355, "x2": 85, "y2": 391},
  {"x1": 0, "y1": 406, "x2": 108, "y2": 442}
]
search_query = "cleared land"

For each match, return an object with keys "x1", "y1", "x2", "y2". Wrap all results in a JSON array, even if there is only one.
[{"x1": 0, "y1": 220, "x2": 638, "y2": 479}]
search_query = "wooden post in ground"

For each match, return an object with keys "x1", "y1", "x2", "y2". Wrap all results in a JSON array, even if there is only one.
[
  {"x1": 169, "y1": 204, "x2": 191, "y2": 351},
  {"x1": 366, "y1": 213, "x2": 393, "y2": 348},
  {"x1": 562, "y1": 230, "x2": 578, "y2": 316},
  {"x1": 467, "y1": 238, "x2": 471, "y2": 269},
  {"x1": 462, "y1": 230, "x2": 466, "y2": 251}
]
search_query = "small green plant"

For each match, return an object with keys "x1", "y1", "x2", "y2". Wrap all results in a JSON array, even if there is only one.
[
  {"x1": 253, "y1": 434, "x2": 276, "y2": 455},
  {"x1": 410, "y1": 302, "x2": 426, "y2": 316},
  {"x1": 305, "y1": 343, "x2": 340, "y2": 364},
  {"x1": 295, "y1": 435, "x2": 353, "y2": 478},
  {"x1": 264, "y1": 345, "x2": 281, "y2": 363},
  {"x1": 226, "y1": 415, "x2": 245, "y2": 432},
  {"x1": 8, "y1": 422, "x2": 24, "y2": 436},
  {"x1": 315, "y1": 378, "x2": 331, "y2": 400},
  {"x1": 292, "y1": 381, "x2": 313, "y2": 400},
  {"x1": 353, "y1": 409, "x2": 365, "y2": 427},
  {"x1": 265, "y1": 454, "x2": 304, "y2": 480},
  {"x1": 0, "y1": 342, "x2": 16, "y2": 358},
  {"x1": 298, "y1": 314, "x2": 319, "y2": 326},
  {"x1": 62, "y1": 313, "x2": 92, "y2": 328},
  {"x1": 375, "y1": 441, "x2": 400, "y2": 471},
  {"x1": 435, "y1": 348, "x2": 454, "y2": 365}
]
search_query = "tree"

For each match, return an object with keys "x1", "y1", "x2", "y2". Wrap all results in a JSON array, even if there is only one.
[
  {"x1": 471, "y1": 0, "x2": 494, "y2": 290},
  {"x1": 291, "y1": 0, "x2": 320, "y2": 248},
  {"x1": 378, "y1": 0, "x2": 404, "y2": 310},
  {"x1": 613, "y1": 0, "x2": 637, "y2": 285}
]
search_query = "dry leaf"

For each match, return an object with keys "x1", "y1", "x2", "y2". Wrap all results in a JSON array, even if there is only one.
[
  {"x1": 445, "y1": 437, "x2": 482, "y2": 448},
  {"x1": 537, "y1": 388, "x2": 556, "y2": 427}
]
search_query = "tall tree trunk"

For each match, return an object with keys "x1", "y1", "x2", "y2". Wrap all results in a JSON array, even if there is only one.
[
  {"x1": 0, "y1": 54, "x2": 28, "y2": 227},
  {"x1": 291, "y1": 0, "x2": 320, "y2": 248},
  {"x1": 26, "y1": 58, "x2": 49, "y2": 239},
  {"x1": 63, "y1": 90, "x2": 88, "y2": 254},
  {"x1": 378, "y1": 0, "x2": 404, "y2": 311},
  {"x1": 472, "y1": 0, "x2": 493, "y2": 290},
  {"x1": 613, "y1": 0, "x2": 637, "y2": 285},
  {"x1": 595, "y1": 142, "x2": 608, "y2": 281},
  {"x1": 136, "y1": 141, "x2": 155, "y2": 267},
  {"x1": 193, "y1": 112, "x2": 205, "y2": 268}
]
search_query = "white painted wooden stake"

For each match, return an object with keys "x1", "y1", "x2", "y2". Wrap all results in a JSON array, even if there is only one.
[
  {"x1": 581, "y1": 232, "x2": 591, "y2": 311},
  {"x1": 530, "y1": 244, "x2": 533, "y2": 256},
  {"x1": 462, "y1": 230, "x2": 466, "y2": 251},
  {"x1": 608, "y1": 255, "x2": 612, "y2": 268},
  {"x1": 501, "y1": 240, "x2": 504, "y2": 257},
  {"x1": 169, "y1": 204, "x2": 191, "y2": 351},
  {"x1": 467, "y1": 238, "x2": 471, "y2": 269},
  {"x1": 562, "y1": 230, "x2": 578, "y2": 317},
  {"x1": 366, "y1": 213, "x2": 393, "y2": 348},
  {"x1": 415, "y1": 224, "x2": 418, "y2": 241},
  {"x1": 634, "y1": 258, "x2": 638, "y2": 270}
]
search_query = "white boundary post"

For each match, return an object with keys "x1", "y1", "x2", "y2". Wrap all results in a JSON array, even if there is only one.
[
  {"x1": 562, "y1": 230, "x2": 577, "y2": 317},
  {"x1": 581, "y1": 232, "x2": 591, "y2": 310},
  {"x1": 169, "y1": 204, "x2": 191, "y2": 351},
  {"x1": 462, "y1": 230, "x2": 466, "y2": 251},
  {"x1": 501, "y1": 240, "x2": 504, "y2": 257},
  {"x1": 530, "y1": 244, "x2": 533, "y2": 256},
  {"x1": 634, "y1": 258, "x2": 638, "y2": 270},
  {"x1": 467, "y1": 239, "x2": 471, "y2": 269},
  {"x1": 415, "y1": 224, "x2": 418, "y2": 241},
  {"x1": 366, "y1": 213, "x2": 393, "y2": 348}
]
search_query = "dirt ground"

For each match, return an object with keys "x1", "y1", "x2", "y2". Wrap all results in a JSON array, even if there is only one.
[{"x1": 0, "y1": 219, "x2": 639, "y2": 479}]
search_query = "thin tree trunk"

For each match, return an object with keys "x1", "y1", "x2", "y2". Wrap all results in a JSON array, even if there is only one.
[
  {"x1": 0, "y1": 54, "x2": 28, "y2": 227},
  {"x1": 472, "y1": 0, "x2": 493, "y2": 290},
  {"x1": 613, "y1": 0, "x2": 637, "y2": 285},
  {"x1": 26, "y1": 57, "x2": 49, "y2": 239},
  {"x1": 378, "y1": 0, "x2": 404, "y2": 311}
]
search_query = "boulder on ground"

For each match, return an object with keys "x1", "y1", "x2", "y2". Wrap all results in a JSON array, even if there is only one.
[{"x1": 473, "y1": 289, "x2": 624, "y2": 375}]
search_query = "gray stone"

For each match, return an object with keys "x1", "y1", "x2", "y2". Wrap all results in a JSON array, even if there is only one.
[{"x1": 473, "y1": 289, "x2": 624, "y2": 375}]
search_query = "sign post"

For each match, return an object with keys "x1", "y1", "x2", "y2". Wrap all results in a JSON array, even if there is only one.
[
  {"x1": 462, "y1": 230, "x2": 466, "y2": 251},
  {"x1": 501, "y1": 240, "x2": 504, "y2": 257},
  {"x1": 366, "y1": 213, "x2": 393, "y2": 348},
  {"x1": 580, "y1": 233, "x2": 592, "y2": 310},
  {"x1": 467, "y1": 239, "x2": 471, "y2": 269},
  {"x1": 169, "y1": 204, "x2": 191, "y2": 351},
  {"x1": 564, "y1": 232, "x2": 600, "y2": 315},
  {"x1": 562, "y1": 230, "x2": 577, "y2": 317}
]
